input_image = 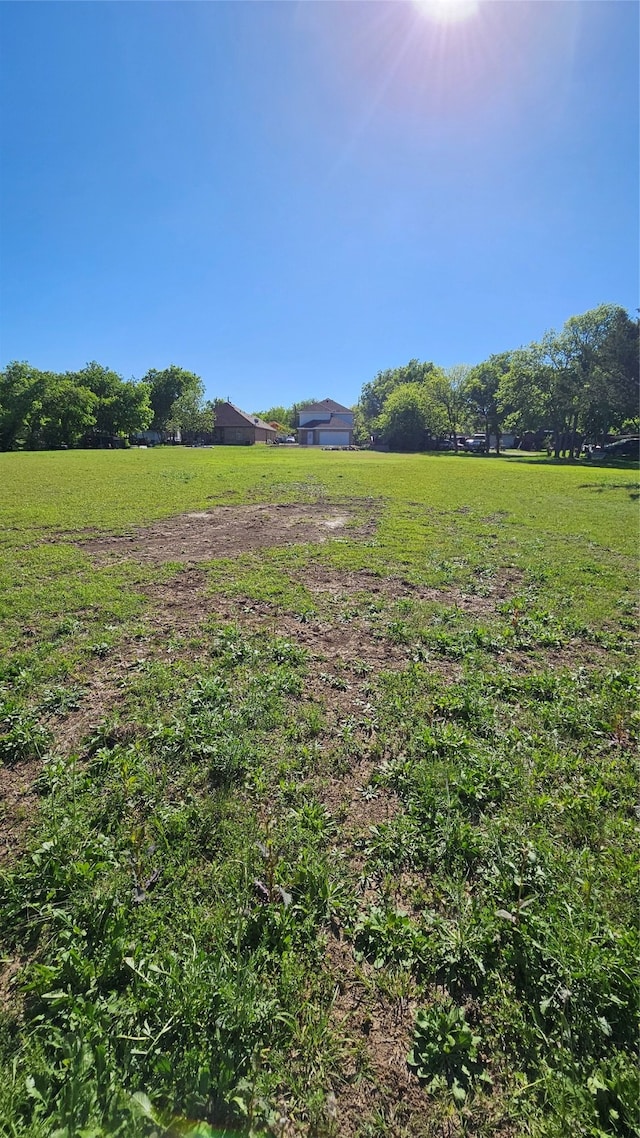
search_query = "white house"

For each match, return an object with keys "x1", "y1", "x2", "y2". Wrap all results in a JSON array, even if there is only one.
[{"x1": 297, "y1": 399, "x2": 354, "y2": 447}]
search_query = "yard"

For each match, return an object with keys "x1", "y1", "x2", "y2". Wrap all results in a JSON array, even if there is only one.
[{"x1": 0, "y1": 447, "x2": 638, "y2": 1138}]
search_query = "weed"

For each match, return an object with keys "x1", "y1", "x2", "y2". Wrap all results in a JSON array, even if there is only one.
[
  {"x1": 36, "y1": 685, "x2": 84, "y2": 716},
  {"x1": 353, "y1": 905, "x2": 426, "y2": 970},
  {"x1": 408, "y1": 1001, "x2": 491, "y2": 1104},
  {"x1": 0, "y1": 699, "x2": 52, "y2": 765}
]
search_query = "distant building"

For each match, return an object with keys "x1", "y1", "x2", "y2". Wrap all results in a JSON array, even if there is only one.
[
  {"x1": 130, "y1": 429, "x2": 178, "y2": 446},
  {"x1": 490, "y1": 433, "x2": 517, "y2": 450},
  {"x1": 297, "y1": 399, "x2": 354, "y2": 447},
  {"x1": 212, "y1": 402, "x2": 276, "y2": 445}
]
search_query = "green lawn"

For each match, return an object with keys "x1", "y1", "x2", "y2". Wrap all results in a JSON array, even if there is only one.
[{"x1": 0, "y1": 448, "x2": 638, "y2": 1138}]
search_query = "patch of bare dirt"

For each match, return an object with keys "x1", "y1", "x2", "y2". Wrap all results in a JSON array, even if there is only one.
[
  {"x1": 310, "y1": 731, "x2": 430, "y2": 1133},
  {"x1": 75, "y1": 503, "x2": 376, "y2": 565},
  {"x1": 321, "y1": 753, "x2": 399, "y2": 836},
  {"x1": 294, "y1": 622, "x2": 414, "y2": 677},
  {"x1": 0, "y1": 954, "x2": 23, "y2": 1016},
  {"x1": 44, "y1": 571, "x2": 212, "y2": 755},
  {"x1": 188, "y1": 589, "x2": 463, "y2": 721},
  {"x1": 0, "y1": 758, "x2": 42, "y2": 865},
  {"x1": 8, "y1": 560, "x2": 608, "y2": 875},
  {"x1": 293, "y1": 564, "x2": 526, "y2": 618},
  {"x1": 490, "y1": 642, "x2": 618, "y2": 675},
  {"x1": 325, "y1": 936, "x2": 433, "y2": 1137},
  {"x1": 51, "y1": 657, "x2": 132, "y2": 755},
  {"x1": 337, "y1": 777, "x2": 400, "y2": 838},
  {"x1": 140, "y1": 567, "x2": 212, "y2": 632},
  {"x1": 315, "y1": 760, "x2": 402, "y2": 909},
  {"x1": 137, "y1": 570, "x2": 449, "y2": 700},
  {"x1": 2, "y1": 571, "x2": 233, "y2": 860},
  {"x1": 42, "y1": 555, "x2": 486, "y2": 770}
]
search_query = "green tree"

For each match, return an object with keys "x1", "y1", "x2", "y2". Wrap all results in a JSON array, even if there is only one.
[
  {"x1": 142, "y1": 366, "x2": 205, "y2": 434},
  {"x1": 0, "y1": 362, "x2": 46, "y2": 451},
  {"x1": 290, "y1": 399, "x2": 318, "y2": 428},
  {"x1": 432, "y1": 365, "x2": 472, "y2": 450},
  {"x1": 500, "y1": 305, "x2": 636, "y2": 457},
  {"x1": 28, "y1": 377, "x2": 98, "y2": 450},
  {"x1": 375, "y1": 382, "x2": 447, "y2": 451},
  {"x1": 358, "y1": 360, "x2": 438, "y2": 436},
  {"x1": 252, "y1": 400, "x2": 318, "y2": 434},
  {"x1": 166, "y1": 381, "x2": 207, "y2": 435},
  {"x1": 352, "y1": 404, "x2": 371, "y2": 446},
  {"x1": 582, "y1": 308, "x2": 639, "y2": 439},
  {"x1": 169, "y1": 396, "x2": 216, "y2": 440},
  {"x1": 117, "y1": 379, "x2": 153, "y2": 436},
  {"x1": 465, "y1": 354, "x2": 512, "y2": 454},
  {"x1": 252, "y1": 405, "x2": 293, "y2": 431},
  {"x1": 72, "y1": 362, "x2": 152, "y2": 438}
]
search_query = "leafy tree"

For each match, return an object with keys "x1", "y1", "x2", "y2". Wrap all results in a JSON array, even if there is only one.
[
  {"x1": 498, "y1": 346, "x2": 544, "y2": 435},
  {"x1": 500, "y1": 305, "x2": 637, "y2": 457},
  {"x1": 113, "y1": 379, "x2": 153, "y2": 436},
  {"x1": 500, "y1": 339, "x2": 582, "y2": 456},
  {"x1": 169, "y1": 396, "x2": 215, "y2": 440},
  {"x1": 352, "y1": 404, "x2": 371, "y2": 446},
  {"x1": 465, "y1": 354, "x2": 512, "y2": 453},
  {"x1": 165, "y1": 382, "x2": 206, "y2": 435},
  {"x1": 71, "y1": 362, "x2": 152, "y2": 438},
  {"x1": 582, "y1": 308, "x2": 639, "y2": 439},
  {"x1": 252, "y1": 405, "x2": 294, "y2": 431},
  {"x1": 0, "y1": 360, "x2": 152, "y2": 450},
  {"x1": 550, "y1": 306, "x2": 621, "y2": 454},
  {"x1": 375, "y1": 382, "x2": 447, "y2": 451},
  {"x1": 358, "y1": 360, "x2": 438, "y2": 435},
  {"x1": 0, "y1": 362, "x2": 46, "y2": 451},
  {"x1": 28, "y1": 377, "x2": 98, "y2": 450},
  {"x1": 142, "y1": 366, "x2": 204, "y2": 434},
  {"x1": 290, "y1": 399, "x2": 319, "y2": 427},
  {"x1": 432, "y1": 365, "x2": 472, "y2": 450},
  {"x1": 252, "y1": 400, "x2": 319, "y2": 433}
]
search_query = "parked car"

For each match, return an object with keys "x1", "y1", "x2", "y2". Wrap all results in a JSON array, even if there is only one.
[
  {"x1": 465, "y1": 436, "x2": 487, "y2": 453},
  {"x1": 602, "y1": 437, "x2": 640, "y2": 459},
  {"x1": 427, "y1": 437, "x2": 453, "y2": 451}
]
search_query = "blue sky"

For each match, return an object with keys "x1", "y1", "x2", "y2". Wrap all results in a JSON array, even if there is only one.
[{"x1": 1, "y1": 0, "x2": 637, "y2": 411}]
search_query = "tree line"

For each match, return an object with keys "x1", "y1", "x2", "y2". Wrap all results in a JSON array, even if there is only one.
[
  {"x1": 2, "y1": 304, "x2": 637, "y2": 454},
  {"x1": 0, "y1": 364, "x2": 214, "y2": 451},
  {"x1": 354, "y1": 304, "x2": 638, "y2": 456}
]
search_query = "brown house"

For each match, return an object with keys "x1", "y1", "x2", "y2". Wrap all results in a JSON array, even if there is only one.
[{"x1": 212, "y1": 402, "x2": 277, "y2": 445}]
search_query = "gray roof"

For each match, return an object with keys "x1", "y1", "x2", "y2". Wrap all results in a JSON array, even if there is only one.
[
  {"x1": 298, "y1": 398, "x2": 352, "y2": 415},
  {"x1": 299, "y1": 415, "x2": 353, "y2": 430}
]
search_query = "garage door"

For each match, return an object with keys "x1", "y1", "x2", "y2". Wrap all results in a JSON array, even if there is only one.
[{"x1": 319, "y1": 431, "x2": 349, "y2": 446}]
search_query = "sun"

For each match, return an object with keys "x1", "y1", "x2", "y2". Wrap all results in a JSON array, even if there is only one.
[{"x1": 413, "y1": 0, "x2": 480, "y2": 24}]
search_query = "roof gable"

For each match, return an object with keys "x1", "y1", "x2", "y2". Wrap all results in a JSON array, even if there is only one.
[
  {"x1": 214, "y1": 402, "x2": 275, "y2": 431},
  {"x1": 297, "y1": 398, "x2": 352, "y2": 415},
  {"x1": 298, "y1": 414, "x2": 353, "y2": 429}
]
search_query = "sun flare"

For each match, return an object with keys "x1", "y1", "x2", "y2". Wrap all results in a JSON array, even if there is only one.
[{"x1": 413, "y1": 0, "x2": 480, "y2": 24}]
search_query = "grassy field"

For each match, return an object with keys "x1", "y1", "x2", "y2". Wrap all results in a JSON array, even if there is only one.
[{"x1": 0, "y1": 447, "x2": 638, "y2": 1138}]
